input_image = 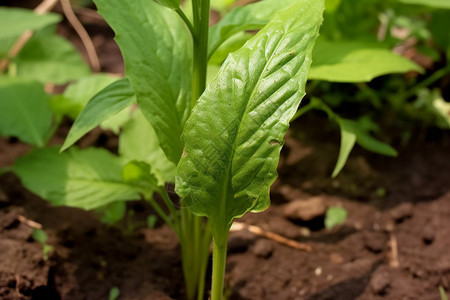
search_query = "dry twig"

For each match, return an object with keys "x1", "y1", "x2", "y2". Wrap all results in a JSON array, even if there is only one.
[
  {"x1": 231, "y1": 221, "x2": 312, "y2": 252},
  {"x1": 389, "y1": 233, "x2": 400, "y2": 268},
  {"x1": 60, "y1": 0, "x2": 101, "y2": 72},
  {"x1": 17, "y1": 215, "x2": 43, "y2": 229}
]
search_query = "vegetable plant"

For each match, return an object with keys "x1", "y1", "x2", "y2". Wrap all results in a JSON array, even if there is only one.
[
  {"x1": 18, "y1": 0, "x2": 323, "y2": 298},
  {"x1": 5, "y1": 0, "x2": 448, "y2": 298}
]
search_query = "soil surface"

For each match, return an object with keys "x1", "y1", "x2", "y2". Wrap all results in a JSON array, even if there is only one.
[{"x1": 1, "y1": 3, "x2": 450, "y2": 300}]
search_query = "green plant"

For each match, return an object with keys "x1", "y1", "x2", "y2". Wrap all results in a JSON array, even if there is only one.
[
  {"x1": 8, "y1": 0, "x2": 324, "y2": 298},
  {"x1": 108, "y1": 286, "x2": 120, "y2": 300},
  {"x1": 290, "y1": 0, "x2": 450, "y2": 176},
  {"x1": 10, "y1": 0, "x2": 449, "y2": 298},
  {"x1": 325, "y1": 206, "x2": 348, "y2": 229},
  {"x1": 440, "y1": 286, "x2": 449, "y2": 300},
  {"x1": 32, "y1": 228, "x2": 53, "y2": 260}
]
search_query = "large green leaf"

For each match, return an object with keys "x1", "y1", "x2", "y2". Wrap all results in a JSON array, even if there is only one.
[
  {"x1": 61, "y1": 78, "x2": 136, "y2": 151},
  {"x1": 94, "y1": 0, "x2": 192, "y2": 164},
  {"x1": 0, "y1": 77, "x2": 53, "y2": 147},
  {"x1": 176, "y1": 0, "x2": 324, "y2": 235},
  {"x1": 0, "y1": 7, "x2": 61, "y2": 39},
  {"x1": 399, "y1": 0, "x2": 450, "y2": 9},
  {"x1": 309, "y1": 39, "x2": 423, "y2": 82},
  {"x1": 14, "y1": 35, "x2": 91, "y2": 84},
  {"x1": 14, "y1": 147, "x2": 140, "y2": 210},
  {"x1": 119, "y1": 110, "x2": 176, "y2": 185},
  {"x1": 208, "y1": 0, "x2": 296, "y2": 57}
]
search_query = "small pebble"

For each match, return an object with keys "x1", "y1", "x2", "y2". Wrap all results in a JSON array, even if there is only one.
[
  {"x1": 422, "y1": 225, "x2": 435, "y2": 245},
  {"x1": 283, "y1": 196, "x2": 327, "y2": 221},
  {"x1": 370, "y1": 269, "x2": 391, "y2": 295},
  {"x1": 252, "y1": 239, "x2": 274, "y2": 258}
]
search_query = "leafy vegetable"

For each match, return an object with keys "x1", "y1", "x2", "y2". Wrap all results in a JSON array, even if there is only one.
[{"x1": 177, "y1": 0, "x2": 324, "y2": 235}]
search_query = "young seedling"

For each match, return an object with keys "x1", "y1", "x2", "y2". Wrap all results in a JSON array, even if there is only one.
[{"x1": 175, "y1": 2, "x2": 324, "y2": 297}]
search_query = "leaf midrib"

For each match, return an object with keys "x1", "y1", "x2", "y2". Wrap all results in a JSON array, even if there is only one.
[{"x1": 219, "y1": 18, "x2": 291, "y2": 221}]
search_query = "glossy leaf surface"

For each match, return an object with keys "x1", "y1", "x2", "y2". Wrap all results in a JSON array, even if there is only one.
[
  {"x1": 309, "y1": 39, "x2": 423, "y2": 82},
  {"x1": 0, "y1": 78, "x2": 52, "y2": 147},
  {"x1": 176, "y1": 0, "x2": 324, "y2": 234},
  {"x1": 94, "y1": 0, "x2": 192, "y2": 164},
  {"x1": 14, "y1": 147, "x2": 140, "y2": 210},
  {"x1": 61, "y1": 78, "x2": 136, "y2": 151}
]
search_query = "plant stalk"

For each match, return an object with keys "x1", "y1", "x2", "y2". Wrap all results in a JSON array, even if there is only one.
[
  {"x1": 192, "y1": 0, "x2": 210, "y2": 107},
  {"x1": 211, "y1": 234, "x2": 228, "y2": 300}
]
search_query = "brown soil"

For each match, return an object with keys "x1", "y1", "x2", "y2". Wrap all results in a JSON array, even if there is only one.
[{"x1": 1, "y1": 3, "x2": 450, "y2": 300}]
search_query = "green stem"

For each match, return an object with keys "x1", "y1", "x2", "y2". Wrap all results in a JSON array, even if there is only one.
[
  {"x1": 176, "y1": 8, "x2": 195, "y2": 37},
  {"x1": 406, "y1": 65, "x2": 450, "y2": 98},
  {"x1": 192, "y1": 0, "x2": 210, "y2": 107},
  {"x1": 158, "y1": 187, "x2": 181, "y2": 231},
  {"x1": 146, "y1": 196, "x2": 179, "y2": 236},
  {"x1": 196, "y1": 220, "x2": 212, "y2": 300},
  {"x1": 211, "y1": 233, "x2": 228, "y2": 300}
]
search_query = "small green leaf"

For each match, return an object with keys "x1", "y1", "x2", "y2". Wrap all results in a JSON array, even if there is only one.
[
  {"x1": 146, "y1": 215, "x2": 158, "y2": 229},
  {"x1": 0, "y1": 77, "x2": 53, "y2": 147},
  {"x1": 332, "y1": 118, "x2": 397, "y2": 177},
  {"x1": 14, "y1": 147, "x2": 140, "y2": 210},
  {"x1": 332, "y1": 127, "x2": 356, "y2": 178},
  {"x1": 15, "y1": 35, "x2": 91, "y2": 84},
  {"x1": 61, "y1": 78, "x2": 136, "y2": 151},
  {"x1": 325, "y1": 206, "x2": 347, "y2": 229},
  {"x1": 400, "y1": 0, "x2": 450, "y2": 9},
  {"x1": 32, "y1": 228, "x2": 48, "y2": 243},
  {"x1": 176, "y1": 0, "x2": 324, "y2": 236},
  {"x1": 309, "y1": 39, "x2": 423, "y2": 82},
  {"x1": 94, "y1": 0, "x2": 192, "y2": 164},
  {"x1": 108, "y1": 287, "x2": 120, "y2": 300},
  {"x1": 122, "y1": 160, "x2": 159, "y2": 199},
  {"x1": 0, "y1": 7, "x2": 61, "y2": 39},
  {"x1": 208, "y1": 0, "x2": 297, "y2": 57},
  {"x1": 98, "y1": 202, "x2": 127, "y2": 225},
  {"x1": 119, "y1": 110, "x2": 176, "y2": 184}
]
